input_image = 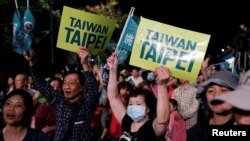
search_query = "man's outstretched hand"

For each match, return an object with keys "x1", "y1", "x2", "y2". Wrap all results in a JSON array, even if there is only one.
[{"x1": 23, "y1": 49, "x2": 36, "y2": 66}]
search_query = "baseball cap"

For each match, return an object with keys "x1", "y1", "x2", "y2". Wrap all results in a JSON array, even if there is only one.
[
  {"x1": 198, "y1": 70, "x2": 238, "y2": 95},
  {"x1": 211, "y1": 70, "x2": 250, "y2": 111}
]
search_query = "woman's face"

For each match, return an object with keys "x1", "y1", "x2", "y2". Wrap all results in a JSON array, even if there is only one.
[
  {"x1": 128, "y1": 95, "x2": 149, "y2": 113},
  {"x1": 206, "y1": 85, "x2": 233, "y2": 114},
  {"x1": 119, "y1": 88, "x2": 130, "y2": 104},
  {"x1": 196, "y1": 75, "x2": 204, "y2": 84},
  {"x1": 28, "y1": 76, "x2": 33, "y2": 84},
  {"x1": 169, "y1": 103, "x2": 176, "y2": 113},
  {"x1": 3, "y1": 95, "x2": 26, "y2": 126},
  {"x1": 118, "y1": 75, "x2": 125, "y2": 82},
  {"x1": 7, "y1": 77, "x2": 14, "y2": 86},
  {"x1": 120, "y1": 87, "x2": 130, "y2": 97}
]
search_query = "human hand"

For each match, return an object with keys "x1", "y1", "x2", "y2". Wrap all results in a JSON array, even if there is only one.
[
  {"x1": 155, "y1": 66, "x2": 170, "y2": 85},
  {"x1": 42, "y1": 126, "x2": 50, "y2": 134},
  {"x1": 202, "y1": 57, "x2": 210, "y2": 69},
  {"x1": 23, "y1": 49, "x2": 36, "y2": 66},
  {"x1": 42, "y1": 125, "x2": 55, "y2": 134},
  {"x1": 78, "y1": 47, "x2": 89, "y2": 65},
  {"x1": 106, "y1": 53, "x2": 118, "y2": 72},
  {"x1": 33, "y1": 91, "x2": 41, "y2": 101}
]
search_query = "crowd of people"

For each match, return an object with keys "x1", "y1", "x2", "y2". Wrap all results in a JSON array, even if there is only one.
[{"x1": 0, "y1": 46, "x2": 249, "y2": 141}]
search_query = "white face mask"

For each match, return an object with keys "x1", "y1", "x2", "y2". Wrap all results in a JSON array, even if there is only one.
[
  {"x1": 147, "y1": 72, "x2": 155, "y2": 81},
  {"x1": 127, "y1": 105, "x2": 146, "y2": 122}
]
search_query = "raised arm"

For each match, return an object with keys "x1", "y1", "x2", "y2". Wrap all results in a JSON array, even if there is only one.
[
  {"x1": 23, "y1": 50, "x2": 62, "y2": 106},
  {"x1": 79, "y1": 47, "x2": 90, "y2": 72},
  {"x1": 153, "y1": 66, "x2": 170, "y2": 136},
  {"x1": 106, "y1": 53, "x2": 126, "y2": 124},
  {"x1": 93, "y1": 64, "x2": 104, "y2": 93},
  {"x1": 201, "y1": 57, "x2": 210, "y2": 81},
  {"x1": 78, "y1": 47, "x2": 98, "y2": 109}
]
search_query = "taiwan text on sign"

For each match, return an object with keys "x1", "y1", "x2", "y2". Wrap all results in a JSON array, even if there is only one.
[
  {"x1": 57, "y1": 6, "x2": 116, "y2": 55},
  {"x1": 129, "y1": 17, "x2": 210, "y2": 82}
]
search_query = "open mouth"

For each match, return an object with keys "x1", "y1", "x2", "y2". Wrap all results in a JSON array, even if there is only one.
[
  {"x1": 5, "y1": 113, "x2": 16, "y2": 119},
  {"x1": 210, "y1": 100, "x2": 224, "y2": 105}
]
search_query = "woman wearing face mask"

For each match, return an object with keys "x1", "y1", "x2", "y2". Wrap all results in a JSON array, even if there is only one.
[{"x1": 107, "y1": 53, "x2": 170, "y2": 141}]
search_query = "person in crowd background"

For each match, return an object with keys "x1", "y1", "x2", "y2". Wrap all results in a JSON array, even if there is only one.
[
  {"x1": 119, "y1": 69, "x2": 129, "y2": 81},
  {"x1": 14, "y1": 73, "x2": 37, "y2": 97},
  {"x1": 0, "y1": 89, "x2": 49, "y2": 141},
  {"x1": 27, "y1": 75, "x2": 35, "y2": 90},
  {"x1": 92, "y1": 64, "x2": 104, "y2": 93},
  {"x1": 118, "y1": 74, "x2": 125, "y2": 83},
  {"x1": 5, "y1": 76, "x2": 15, "y2": 95},
  {"x1": 139, "y1": 71, "x2": 158, "y2": 97},
  {"x1": 14, "y1": 73, "x2": 40, "y2": 129},
  {"x1": 35, "y1": 77, "x2": 62, "y2": 139},
  {"x1": 90, "y1": 64, "x2": 105, "y2": 141},
  {"x1": 165, "y1": 99, "x2": 186, "y2": 141},
  {"x1": 166, "y1": 77, "x2": 178, "y2": 99},
  {"x1": 173, "y1": 79, "x2": 199, "y2": 129},
  {"x1": 126, "y1": 67, "x2": 143, "y2": 87}
]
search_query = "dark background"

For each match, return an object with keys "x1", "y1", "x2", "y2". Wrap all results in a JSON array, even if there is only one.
[
  {"x1": 135, "y1": 1, "x2": 249, "y2": 54},
  {"x1": 55, "y1": 0, "x2": 250, "y2": 59},
  {"x1": 1, "y1": 0, "x2": 250, "y2": 77}
]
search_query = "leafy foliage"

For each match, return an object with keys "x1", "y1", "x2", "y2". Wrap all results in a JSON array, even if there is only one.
[
  {"x1": 0, "y1": 0, "x2": 128, "y2": 71},
  {"x1": 82, "y1": 0, "x2": 128, "y2": 62},
  {"x1": 83, "y1": 0, "x2": 127, "y2": 42}
]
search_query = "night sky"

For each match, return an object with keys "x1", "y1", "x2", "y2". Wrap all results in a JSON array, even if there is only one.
[
  {"x1": 127, "y1": 0, "x2": 250, "y2": 58},
  {"x1": 56, "y1": 0, "x2": 250, "y2": 57},
  {"x1": 1, "y1": 0, "x2": 249, "y2": 76}
]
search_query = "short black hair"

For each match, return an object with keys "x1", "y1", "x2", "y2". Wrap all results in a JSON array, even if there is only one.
[
  {"x1": 118, "y1": 81, "x2": 133, "y2": 93},
  {"x1": 49, "y1": 77, "x2": 63, "y2": 86},
  {"x1": 63, "y1": 70, "x2": 85, "y2": 86},
  {"x1": 169, "y1": 99, "x2": 178, "y2": 107},
  {"x1": 129, "y1": 88, "x2": 156, "y2": 120},
  {"x1": 130, "y1": 66, "x2": 140, "y2": 72},
  {"x1": 2, "y1": 89, "x2": 33, "y2": 127},
  {"x1": 141, "y1": 71, "x2": 149, "y2": 80}
]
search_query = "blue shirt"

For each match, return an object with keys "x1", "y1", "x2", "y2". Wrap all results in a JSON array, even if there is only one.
[{"x1": 30, "y1": 65, "x2": 98, "y2": 141}]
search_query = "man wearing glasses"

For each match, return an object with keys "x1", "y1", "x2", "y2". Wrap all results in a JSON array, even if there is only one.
[{"x1": 23, "y1": 48, "x2": 98, "y2": 141}]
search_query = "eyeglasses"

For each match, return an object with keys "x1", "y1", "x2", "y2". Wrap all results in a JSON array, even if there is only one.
[{"x1": 63, "y1": 81, "x2": 80, "y2": 87}]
